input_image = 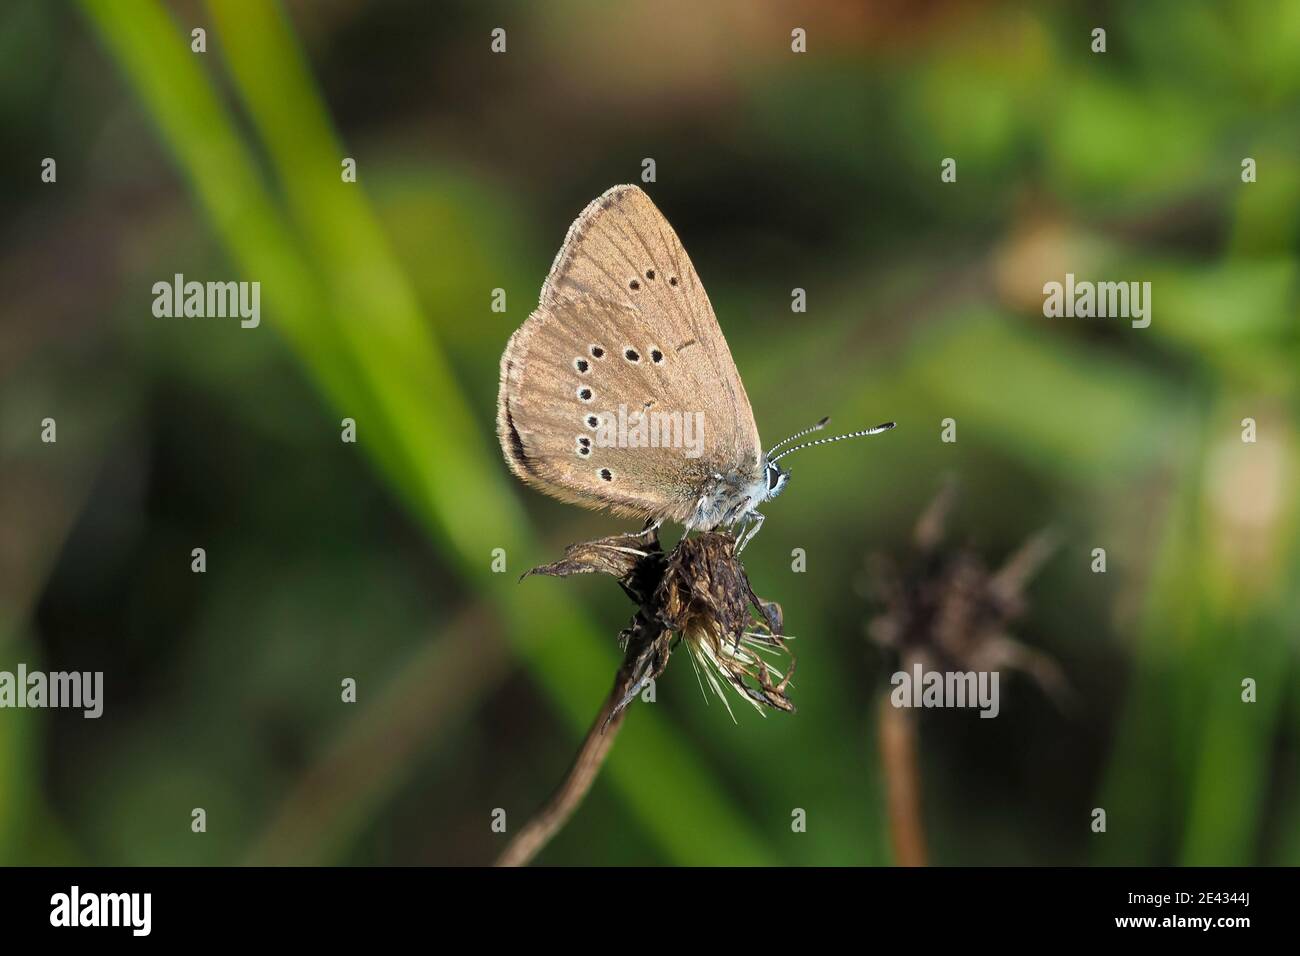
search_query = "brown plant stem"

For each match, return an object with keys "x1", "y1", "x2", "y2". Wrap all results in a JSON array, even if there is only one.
[
  {"x1": 877, "y1": 692, "x2": 927, "y2": 866},
  {"x1": 495, "y1": 669, "x2": 635, "y2": 867}
]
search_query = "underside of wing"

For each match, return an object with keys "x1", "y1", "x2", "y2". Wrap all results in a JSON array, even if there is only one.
[
  {"x1": 496, "y1": 185, "x2": 762, "y2": 522},
  {"x1": 498, "y1": 297, "x2": 717, "y2": 523}
]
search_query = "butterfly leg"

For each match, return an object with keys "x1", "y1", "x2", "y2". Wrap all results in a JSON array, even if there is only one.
[
  {"x1": 732, "y1": 512, "x2": 750, "y2": 549},
  {"x1": 735, "y1": 510, "x2": 765, "y2": 554}
]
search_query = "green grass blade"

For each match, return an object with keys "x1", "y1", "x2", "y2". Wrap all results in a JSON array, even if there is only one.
[{"x1": 79, "y1": 0, "x2": 774, "y2": 866}]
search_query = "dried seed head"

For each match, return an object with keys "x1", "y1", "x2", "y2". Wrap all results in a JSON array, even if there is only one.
[
  {"x1": 524, "y1": 528, "x2": 796, "y2": 721},
  {"x1": 864, "y1": 483, "x2": 1073, "y2": 710},
  {"x1": 655, "y1": 534, "x2": 795, "y2": 717}
]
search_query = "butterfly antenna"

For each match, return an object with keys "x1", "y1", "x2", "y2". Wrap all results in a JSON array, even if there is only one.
[
  {"x1": 769, "y1": 421, "x2": 896, "y2": 464},
  {"x1": 765, "y1": 416, "x2": 831, "y2": 458}
]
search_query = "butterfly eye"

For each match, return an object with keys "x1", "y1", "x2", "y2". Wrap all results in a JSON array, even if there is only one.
[{"x1": 767, "y1": 466, "x2": 781, "y2": 491}]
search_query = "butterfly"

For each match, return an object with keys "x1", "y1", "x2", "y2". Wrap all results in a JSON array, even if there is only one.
[{"x1": 497, "y1": 184, "x2": 893, "y2": 552}]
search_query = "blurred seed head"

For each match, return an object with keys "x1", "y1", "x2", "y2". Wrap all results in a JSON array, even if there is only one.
[{"x1": 862, "y1": 481, "x2": 1073, "y2": 710}]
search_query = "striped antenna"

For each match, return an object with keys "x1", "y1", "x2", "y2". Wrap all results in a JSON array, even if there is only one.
[
  {"x1": 769, "y1": 421, "x2": 896, "y2": 464},
  {"x1": 765, "y1": 416, "x2": 830, "y2": 458}
]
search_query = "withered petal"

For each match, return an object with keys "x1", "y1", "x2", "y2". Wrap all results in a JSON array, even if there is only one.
[{"x1": 521, "y1": 530, "x2": 662, "y2": 581}]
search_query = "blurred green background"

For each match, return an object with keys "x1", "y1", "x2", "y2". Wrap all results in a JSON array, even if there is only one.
[{"x1": 1, "y1": 0, "x2": 1297, "y2": 865}]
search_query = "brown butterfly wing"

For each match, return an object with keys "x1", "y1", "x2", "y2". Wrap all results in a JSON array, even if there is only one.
[{"x1": 497, "y1": 185, "x2": 762, "y2": 523}]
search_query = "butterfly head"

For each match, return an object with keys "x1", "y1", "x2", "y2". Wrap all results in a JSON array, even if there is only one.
[
  {"x1": 763, "y1": 460, "x2": 790, "y2": 502},
  {"x1": 760, "y1": 418, "x2": 896, "y2": 504}
]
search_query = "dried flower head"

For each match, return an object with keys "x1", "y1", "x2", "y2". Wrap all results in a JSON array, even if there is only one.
[
  {"x1": 526, "y1": 528, "x2": 795, "y2": 721},
  {"x1": 499, "y1": 529, "x2": 795, "y2": 866},
  {"x1": 862, "y1": 482, "x2": 1073, "y2": 709}
]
